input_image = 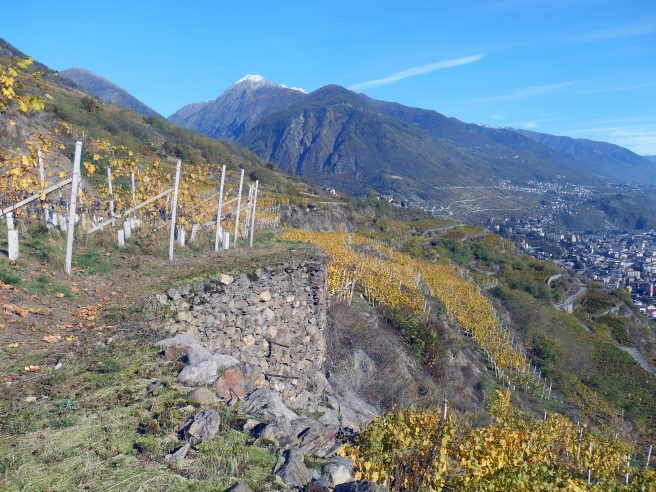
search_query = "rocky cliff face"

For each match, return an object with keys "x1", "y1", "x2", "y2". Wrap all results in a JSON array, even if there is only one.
[{"x1": 169, "y1": 75, "x2": 305, "y2": 141}]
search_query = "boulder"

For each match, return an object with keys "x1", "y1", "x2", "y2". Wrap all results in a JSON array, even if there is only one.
[
  {"x1": 188, "y1": 387, "x2": 217, "y2": 404},
  {"x1": 164, "y1": 442, "x2": 190, "y2": 463},
  {"x1": 241, "y1": 388, "x2": 298, "y2": 421},
  {"x1": 334, "y1": 481, "x2": 390, "y2": 492},
  {"x1": 277, "y1": 448, "x2": 311, "y2": 488},
  {"x1": 321, "y1": 462, "x2": 353, "y2": 487},
  {"x1": 225, "y1": 483, "x2": 253, "y2": 492},
  {"x1": 213, "y1": 363, "x2": 263, "y2": 402},
  {"x1": 259, "y1": 290, "x2": 272, "y2": 302},
  {"x1": 183, "y1": 409, "x2": 221, "y2": 443},
  {"x1": 177, "y1": 359, "x2": 218, "y2": 385},
  {"x1": 156, "y1": 334, "x2": 207, "y2": 362}
]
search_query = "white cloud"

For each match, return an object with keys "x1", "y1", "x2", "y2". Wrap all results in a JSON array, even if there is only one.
[
  {"x1": 568, "y1": 123, "x2": 656, "y2": 155},
  {"x1": 522, "y1": 121, "x2": 540, "y2": 129},
  {"x1": 577, "y1": 20, "x2": 656, "y2": 42},
  {"x1": 489, "y1": 114, "x2": 505, "y2": 120},
  {"x1": 348, "y1": 54, "x2": 484, "y2": 91},
  {"x1": 475, "y1": 81, "x2": 576, "y2": 102}
]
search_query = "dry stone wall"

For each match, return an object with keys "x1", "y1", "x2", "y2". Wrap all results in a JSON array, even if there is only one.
[{"x1": 159, "y1": 259, "x2": 328, "y2": 401}]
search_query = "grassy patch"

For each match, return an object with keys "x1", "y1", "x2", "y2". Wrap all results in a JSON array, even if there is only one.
[
  {"x1": 73, "y1": 249, "x2": 114, "y2": 274},
  {"x1": 26, "y1": 274, "x2": 73, "y2": 297},
  {"x1": 0, "y1": 262, "x2": 22, "y2": 286}
]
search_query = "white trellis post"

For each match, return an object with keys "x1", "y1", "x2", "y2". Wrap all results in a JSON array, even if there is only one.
[
  {"x1": 37, "y1": 148, "x2": 48, "y2": 226},
  {"x1": 233, "y1": 168, "x2": 244, "y2": 248},
  {"x1": 646, "y1": 445, "x2": 652, "y2": 469},
  {"x1": 130, "y1": 171, "x2": 137, "y2": 208},
  {"x1": 214, "y1": 164, "x2": 226, "y2": 252},
  {"x1": 107, "y1": 164, "x2": 115, "y2": 221},
  {"x1": 249, "y1": 180, "x2": 259, "y2": 247},
  {"x1": 168, "y1": 159, "x2": 182, "y2": 261},
  {"x1": 244, "y1": 184, "x2": 253, "y2": 239},
  {"x1": 6, "y1": 212, "x2": 18, "y2": 261},
  {"x1": 65, "y1": 141, "x2": 82, "y2": 275}
]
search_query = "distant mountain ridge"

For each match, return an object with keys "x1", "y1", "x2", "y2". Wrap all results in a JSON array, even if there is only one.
[
  {"x1": 60, "y1": 67, "x2": 160, "y2": 117},
  {"x1": 168, "y1": 76, "x2": 656, "y2": 202}
]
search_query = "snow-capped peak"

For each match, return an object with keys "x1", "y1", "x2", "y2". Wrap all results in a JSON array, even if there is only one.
[
  {"x1": 236, "y1": 74, "x2": 269, "y2": 85},
  {"x1": 234, "y1": 75, "x2": 306, "y2": 93}
]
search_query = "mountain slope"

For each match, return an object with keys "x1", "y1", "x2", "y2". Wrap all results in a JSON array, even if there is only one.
[
  {"x1": 239, "y1": 85, "x2": 599, "y2": 200},
  {"x1": 515, "y1": 129, "x2": 656, "y2": 184},
  {"x1": 60, "y1": 67, "x2": 160, "y2": 117},
  {"x1": 169, "y1": 75, "x2": 306, "y2": 140}
]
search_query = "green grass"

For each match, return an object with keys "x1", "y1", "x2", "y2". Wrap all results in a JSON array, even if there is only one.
[
  {"x1": 0, "y1": 262, "x2": 22, "y2": 286},
  {"x1": 26, "y1": 274, "x2": 73, "y2": 297},
  {"x1": 73, "y1": 249, "x2": 114, "y2": 274},
  {"x1": 0, "y1": 333, "x2": 280, "y2": 491}
]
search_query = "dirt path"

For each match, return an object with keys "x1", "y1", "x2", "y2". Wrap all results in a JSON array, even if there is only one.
[{"x1": 620, "y1": 346, "x2": 656, "y2": 376}]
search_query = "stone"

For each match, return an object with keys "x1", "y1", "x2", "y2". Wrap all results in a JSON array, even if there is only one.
[
  {"x1": 24, "y1": 396, "x2": 37, "y2": 403},
  {"x1": 277, "y1": 448, "x2": 311, "y2": 488},
  {"x1": 263, "y1": 308, "x2": 275, "y2": 321},
  {"x1": 165, "y1": 442, "x2": 190, "y2": 463},
  {"x1": 214, "y1": 366, "x2": 248, "y2": 401},
  {"x1": 218, "y1": 274, "x2": 234, "y2": 285},
  {"x1": 213, "y1": 353, "x2": 240, "y2": 369},
  {"x1": 241, "y1": 388, "x2": 298, "y2": 420},
  {"x1": 177, "y1": 359, "x2": 218, "y2": 386},
  {"x1": 177, "y1": 311, "x2": 194, "y2": 323},
  {"x1": 242, "y1": 418, "x2": 260, "y2": 432},
  {"x1": 157, "y1": 334, "x2": 206, "y2": 361},
  {"x1": 334, "y1": 481, "x2": 390, "y2": 492},
  {"x1": 156, "y1": 293, "x2": 168, "y2": 305},
  {"x1": 188, "y1": 387, "x2": 217, "y2": 404},
  {"x1": 225, "y1": 483, "x2": 253, "y2": 492},
  {"x1": 167, "y1": 288, "x2": 181, "y2": 300},
  {"x1": 184, "y1": 409, "x2": 221, "y2": 443},
  {"x1": 259, "y1": 290, "x2": 272, "y2": 302},
  {"x1": 321, "y1": 462, "x2": 353, "y2": 487},
  {"x1": 242, "y1": 334, "x2": 256, "y2": 349},
  {"x1": 146, "y1": 380, "x2": 162, "y2": 395}
]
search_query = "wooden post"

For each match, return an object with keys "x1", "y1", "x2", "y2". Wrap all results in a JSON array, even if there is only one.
[
  {"x1": 233, "y1": 169, "x2": 244, "y2": 248},
  {"x1": 65, "y1": 141, "x2": 82, "y2": 275},
  {"x1": 214, "y1": 164, "x2": 226, "y2": 252},
  {"x1": 117, "y1": 230, "x2": 125, "y2": 248},
  {"x1": 123, "y1": 220, "x2": 132, "y2": 240},
  {"x1": 190, "y1": 224, "x2": 199, "y2": 243},
  {"x1": 249, "y1": 180, "x2": 259, "y2": 247},
  {"x1": 177, "y1": 226, "x2": 186, "y2": 247},
  {"x1": 168, "y1": 159, "x2": 182, "y2": 261},
  {"x1": 223, "y1": 230, "x2": 230, "y2": 249},
  {"x1": 107, "y1": 165, "x2": 115, "y2": 221},
  {"x1": 646, "y1": 445, "x2": 652, "y2": 469}
]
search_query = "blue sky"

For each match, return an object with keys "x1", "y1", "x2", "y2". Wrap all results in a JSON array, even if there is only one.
[{"x1": 3, "y1": 0, "x2": 656, "y2": 153}]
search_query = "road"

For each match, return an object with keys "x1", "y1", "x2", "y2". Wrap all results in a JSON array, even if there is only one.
[
  {"x1": 554, "y1": 277, "x2": 587, "y2": 313},
  {"x1": 620, "y1": 347, "x2": 656, "y2": 376}
]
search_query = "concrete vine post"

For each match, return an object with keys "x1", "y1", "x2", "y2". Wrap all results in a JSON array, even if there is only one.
[
  {"x1": 65, "y1": 141, "x2": 82, "y2": 275},
  {"x1": 130, "y1": 171, "x2": 137, "y2": 208},
  {"x1": 37, "y1": 148, "x2": 48, "y2": 226},
  {"x1": 168, "y1": 159, "x2": 182, "y2": 262},
  {"x1": 106, "y1": 164, "x2": 115, "y2": 222},
  {"x1": 214, "y1": 164, "x2": 226, "y2": 252},
  {"x1": 233, "y1": 168, "x2": 244, "y2": 248},
  {"x1": 249, "y1": 180, "x2": 259, "y2": 247}
]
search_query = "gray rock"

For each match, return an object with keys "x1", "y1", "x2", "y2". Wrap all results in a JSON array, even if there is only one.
[
  {"x1": 241, "y1": 388, "x2": 298, "y2": 420},
  {"x1": 165, "y1": 442, "x2": 190, "y2": 463},
  {"x1": 218, "y1": 274, "x2": 234, "y2": 285},
  {"x1": 334, "y1": 481, "x2": 390, "y2": 492},
  {"x1": 277, "y1": 448, "x2": 311, "y2": 488},
  {"x1": 167, "y1": 288, "x2": 181, "y2": 300},
  {"x1": 188, "y1": 387, "x2": 217, "y2": 404},
  {"x1": 184, "y1": 409, "x2": 221, "y2": 443},
  {"x1": 321, "y1": 462, "x2": 353, "y2": 487},
  {"x1": 259, "y1": 290, "x2": 272, "y2": 302},
  {"x1": 225, "y1": 483, "x2": 253, "y2": 492},
  {"x1": 212, "y1": 353, "x2": 240, "y2": 369},
  {"x1": 177, "y1": 359, "x2": 218, "y2": 385}
]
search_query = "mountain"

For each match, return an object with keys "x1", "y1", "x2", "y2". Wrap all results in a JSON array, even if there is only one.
[
  {"x1": 60, "y1": 67, "x2": 160, "y2": 117},
  {"x1": 645, "y1": 155, "x2": 656, "y2": 163},
  {"x1": 515, "y1": 129, "x2": 656, "y2": 184},
  {"x1": 169, "y1": 75, "x2": 306, "y2": 140}
]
